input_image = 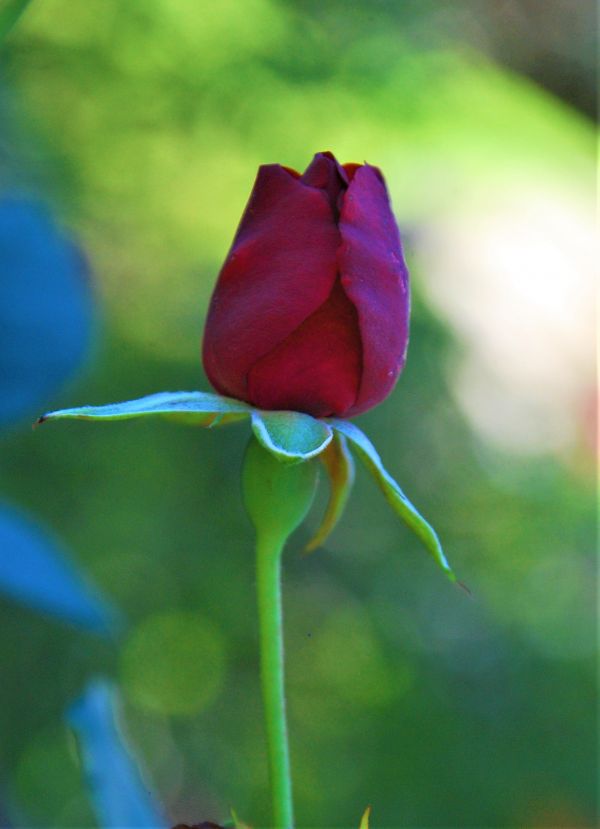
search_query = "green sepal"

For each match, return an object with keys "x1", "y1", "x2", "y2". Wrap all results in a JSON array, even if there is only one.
[
  {"x1": 35, "y1": 391, "x2": 251, "y2": 427},
  {"x1": 242, "y1": 435, "x2": 318, "y2": 547},
  {"x1": 36, "y1": 393, "x2": 334, "y2": 465},
  {"x1": 251, "y1": 410, "x2": 332, "y2": 464},
  {"x1": 330, "y1": 419, "x2": 456, "y2": 582},
  {"x1": 304, "y1": 432, "x2": 355, "y2": 553}
]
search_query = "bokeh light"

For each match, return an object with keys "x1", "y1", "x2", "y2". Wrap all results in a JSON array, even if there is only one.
[{"x1": 121, "y1": 611, "x2": 227, "y2": 716}]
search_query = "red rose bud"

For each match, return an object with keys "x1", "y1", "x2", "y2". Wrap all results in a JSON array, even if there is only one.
[{"x1": 202, "y1": 151, "x2": 410, "y2": 418}]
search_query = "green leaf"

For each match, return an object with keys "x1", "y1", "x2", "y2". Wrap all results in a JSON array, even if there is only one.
[
  {"x1": 330, "y1": 420, "x2": 456, "y2": 582},
  {"x1": 0, "y1": 0, "x2": 32, "y2": 43},
  {"x1": 36, "y1": 390, "x2": 251, "y2": 427},
  {"x1": 251, "y1": 410, "x2": 333, "y2": 464},
  {"x1": 305, "y1": 432, "x2": 355, "y2": 553}
]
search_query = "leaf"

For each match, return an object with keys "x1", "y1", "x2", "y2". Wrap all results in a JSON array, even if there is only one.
[
  {"x1": 67, "y1": 680, "x2": 166, "y2": 828},
  {"x1": 251, "y1": 410, "x2": 332, "y2": 463},
  {"x1": 36, "y1": 390, "x2": 251, "y2": 426},
  {"x1": 304, "y1": 432, "x2": 355, "y2": 553},
  {"x1": 0, "y1": 0, "x2": 33, "y2": 43},
  {"x1": 330, "y1": 420, "x2": 455, "y2": 581},
  {"x1": 0, "y1": 503, "x2": 121, "y2": 635},
  {"x1": 0, "y1": 196, "x2": 93, "y2": 429},
  {"x1": 359, "y1": 806, "x2": 371, "y2": 829}
]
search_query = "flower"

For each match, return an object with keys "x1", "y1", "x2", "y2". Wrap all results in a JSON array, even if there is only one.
[{"x1": 202, "y1": 151, "x2": 410, "y2": 418}]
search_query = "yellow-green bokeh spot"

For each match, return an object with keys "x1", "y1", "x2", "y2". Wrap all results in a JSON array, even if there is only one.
[
  {"x1": 309, "y1": 606, "x2": 406, "y2": 708},
  {"x1": 120, "y1": 610, "x2": 226, "y2": 716}
]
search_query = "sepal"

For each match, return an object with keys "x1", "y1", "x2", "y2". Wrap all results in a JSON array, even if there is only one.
[
  {"x1": 330, "y1": 420, "x2": 455, "y2": 581},
  {"x1": 37, "y1": 394, "x2": 455, "y2": 580},
  {"x1": 37, "y1": 392, "x2": 333, "y2": 464},
  {"x1": 305, "y1": 432, "x2": 355, "y2": 553},
  {"x1": 36, "y1": 390, "x2": 251, "y2": 426},
  {"x1": 251, "y1": 410, "x2": 332, "y2": 464}
]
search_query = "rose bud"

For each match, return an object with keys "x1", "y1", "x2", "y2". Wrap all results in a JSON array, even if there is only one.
[{"x1": 202, "y1": 151, "x2": 409, "y2": 418}]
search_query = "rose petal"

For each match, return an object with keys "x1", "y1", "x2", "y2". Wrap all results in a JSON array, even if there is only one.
[
  {"x1": 342, "y1": 162, "x2": 361, "y2": 181},
  {"x1": 247, "y1": 280, "x2": 362, "y2": 417},
  {"x1": 202, "y1": 164, "x2": 340, "y2": 399},
  {"x1": 301, "y1": 151, "x2": 349, "y2": 218},
  {"x1": 338, "y1": 164, "x2": 410, "y2": 415}
]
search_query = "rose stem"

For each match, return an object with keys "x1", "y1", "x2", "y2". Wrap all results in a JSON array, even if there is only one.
[{"x1": 256, "y1": 530, "x2": 294, "y2": 829}]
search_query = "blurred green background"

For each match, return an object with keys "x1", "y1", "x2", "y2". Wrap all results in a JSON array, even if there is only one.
[{"x1": 0, "y1": 0, "x2": 596, "y2": 826}]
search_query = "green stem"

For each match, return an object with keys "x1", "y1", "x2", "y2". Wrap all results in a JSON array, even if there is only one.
[{"x1": 256, "y1": 530, "x2": 294, "y2": 829}]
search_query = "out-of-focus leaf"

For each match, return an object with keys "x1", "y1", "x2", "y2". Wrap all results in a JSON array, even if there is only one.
[
  {"x1": 0, "y1": 785, "x2": 25, "y2": 828},
  {"x1": 67, "y1": 679, "x2": 165, "y2": 829},
  {"x1": 36, "y1": 390, "x2": 251, "y2": 427},
  {"x1": 305, "y1": 432, "x2": 355, "y2": 553},
  {"x1": 359, "y1": 805, "x2": 371, "y2": 829},
  {"x1": 0, "y1": 196, "x2": 93, "y2": 428},
  {"x1": 0, "y1": 0, "x2": 32, "y2": 43},
  {"x1": 330, "y1": 420, "x2": 456, "y2": 581},
  {"x1": 0, "y1": 503, "x2": 121, "y2": 634},
  {"x1": 229, "y1": 808, "x2": 252, "y2": 829},
  {"x1": 251, "y1": 410, "x2": 332, "y2": 463}
]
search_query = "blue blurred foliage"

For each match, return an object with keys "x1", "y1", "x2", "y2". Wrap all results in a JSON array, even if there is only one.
[
  {"x1": 67, "y1": 680, "x2": 166, "y2": 829},
  {"x1": 0, "y1": 503, "x2": 120, "y2": 634},
  {"x1": 0, "y1": 195, "x2": 93, "y2": 429},
  {"x1": 0, "y1": 131, "x2": 129, "y2": 823},
  {"x1": 0, "y1": 192, "x2": 120, "y2": 635}
]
